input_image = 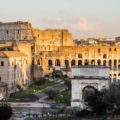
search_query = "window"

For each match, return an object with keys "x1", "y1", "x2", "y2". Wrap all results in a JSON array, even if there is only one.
[
  {"x1": 78, "y1": 54, "x2": 82, "y2": 58},
  {"x1": 97, "y1": 60, "x2": 101, "y2": 66},
  {"x1": 98, "y1": 48, "x2": 101, "y2": 53},
  {"x1": 0, "y1": 77, "x2": 1, "y2": 81},
  {"x1": 18, "y1": 30, "x2": 20, "y2": 34},
  {"x1": 114, "y1": 48, "x2": 117, "y2": 51},
  {"x1": 48, "y1": 60, "x2": 53, "y2": 66},
  {"x1": 78, "y1": 60, "x2": 82, "y2": 65},
  {"x1": 1, "y1": 61, "x2": 4, "y2": 66},
  {"x1": 71, "y1": 60, "x2": 76, "y2": 66},
  {"x1": 109, "y1": 48, "x2": 112, "y2": 51},
  {"x1": 6, "y1": 30, "x2": 9, "y2": 34},
  {"x1": 103, "y1": 54, "x2": 107, "y2": 59}
]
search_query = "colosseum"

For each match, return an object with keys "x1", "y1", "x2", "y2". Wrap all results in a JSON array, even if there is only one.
[{"x1": 0, "y1": 21, "x2": 120, "y2": 82}]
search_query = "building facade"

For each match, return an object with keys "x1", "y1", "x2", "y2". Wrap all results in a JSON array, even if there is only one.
[{"x1": 0, "y1": 51, "x2": 30, "y2": 93}]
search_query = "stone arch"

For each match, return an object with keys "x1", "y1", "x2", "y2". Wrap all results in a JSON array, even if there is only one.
[
  {"x1": 103, "y1": 60, "x2": 107, "y2": 66},
  {"x1": 84, "y1": 59, "x2": 89, "y2": 65},
  {"x1": 37, "y1": 59, "x2": 40, "y2": 65},
  {"x1": 78, "y1": 60, "x2": 82, "y2": 66},
  {"x1": 113, "y1": 74, "x2": 116, "y2": 77},
  {"x1": 82, "y1": 85, "x2": 98, "y2": 101},
  {"x1": 55, "y1": 59, "x2": 61, "y2": 66},
  {"x1": 91, "y1": 59, "x2": 95, "y2": 65},
  {"x1": 109, "y1": 60, "x2": 112, "y2": 67},
  {"x1": 114, "y1": 60, "x2": 117, "y2": 67},
  {"x1": 97, "y1": 59, "x2": 101, "y2": 66},
  {"x1": 71, "y1": 59, "x2": 76, "y2": 66},
  {"x1": 118, "y1": 65, "x2": 120, "y2": 69},
  {"x1": 65, "y1": 60, "x2": 69, "y2": 67},
  {"x1": 98, "y1": 48, "x2": 101, "y2": 53},
  {"x1": 78, "y1": 53, "x2": 82, "y2": 58},
  {"x1": 48, "y1": 59, "x2": 53, "y2": 66},
  {"x1": 118, "y1": 73, "x2": 120, "y2": 76},
  {"x1": 103, "y1": 54, "x2": 107, "y2": 59}
]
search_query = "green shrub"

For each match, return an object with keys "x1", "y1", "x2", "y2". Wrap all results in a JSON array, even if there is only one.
[{"x1": 44, "y1": 88, "x2": 60, "y2": 99}]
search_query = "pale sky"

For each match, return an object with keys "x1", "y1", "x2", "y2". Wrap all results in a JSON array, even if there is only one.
[{"x1": 0, "y1": 0, "x2": 120, "y2": 38}]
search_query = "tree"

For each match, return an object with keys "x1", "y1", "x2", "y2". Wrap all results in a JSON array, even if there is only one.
[
  {"x1": 84, "y1": 88, "x2": 107, "y2": 115},
  {"x1": 44, "y1": 88, "x2": 60, "y2": 99},
  {"x1": 0, "y1": 103, "x2": 12, "y2": 120},
  {"x1": 102, "y1": 83, "x2": 120, "y2": 113},
  {"x1": 52, "y1": 70, "x2": 63, "y2": 78},
  {"x1": 64, "y1": 79, "x2": 71, "y2": 90}
]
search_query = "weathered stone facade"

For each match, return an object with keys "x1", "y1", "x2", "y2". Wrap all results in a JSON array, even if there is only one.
[
  {"x1": 0, "y1": 21, "x2": 34, "y2": 41},
  {"x1": 0, "y1": 21, "x2": 120, "y2": 81}
]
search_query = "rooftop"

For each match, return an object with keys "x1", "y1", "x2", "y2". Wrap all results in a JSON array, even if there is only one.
[
  {"x1": 0, "y1": 51, "x2": 27, "y2": 58},
  {"x1": 0, "y1": 82, "x2": 7, "y2": 87}
]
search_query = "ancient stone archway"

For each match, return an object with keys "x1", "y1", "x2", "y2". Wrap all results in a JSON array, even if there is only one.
[
  {"x1": 71, "y1": 79, "x2": 109, "y2": 108},
  {"x1": 84, "y1": 59, "x2": 89, "y2": 65},
  {"x1": 91, "y1": 60, "x2": 95, "y2": 65},
  {"x1": 48, "y1": 59, "x2": 53, "y2": 66},
  {"x1": 82, "y1": 86, "x2": 98, "y2": 102},
  {"x1": 55, "y1": 59, "x2": 61, "y2": 66},
  {"x1": 97, "y1": 59, "x2": 101, "y2": 66},
  {"x1": 71, "y1": 59, "x2": 76, "y2": 66},
  {"x1": 78, "y1": 60, "x2": 82, "y2": 65},
  {"x1": 65, "y1": 60, "x2": 69, "y2": 67}
]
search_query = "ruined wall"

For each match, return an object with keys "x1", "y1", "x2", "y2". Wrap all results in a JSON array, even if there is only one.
[{"x1": 0, "y1": 21, "x2": 34, "y2": 41}]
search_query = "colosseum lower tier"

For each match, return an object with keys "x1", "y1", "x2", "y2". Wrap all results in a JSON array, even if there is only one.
[{"x1": 35, "y1": 45, "x2": 120, "y2": 82}]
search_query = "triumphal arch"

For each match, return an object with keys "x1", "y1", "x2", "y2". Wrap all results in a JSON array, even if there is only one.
[{"x1": 71, "y1": 65, "x2": 110, "y2": 109}]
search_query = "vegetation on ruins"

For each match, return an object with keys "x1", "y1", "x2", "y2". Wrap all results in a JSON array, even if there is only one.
[{"x1": 44, "y1": 88, "x2": 60, "y2": 99}]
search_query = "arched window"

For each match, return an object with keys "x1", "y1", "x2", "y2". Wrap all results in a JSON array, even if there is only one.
[
  {"x1": 1, "y1": 61, "x2": 4, "y2": 66},
  {"x1": 78, "y1": 60, "x2": 82, "y2": 66},
  {"x1": 118, "y1": 73, "x2": 120, "y2": 76},
  {"x1": 114, "y1": 74, "x2": 116, "y2": 77},
  {"x1": 109, "y1": 60, "x2": 112, "y2": 67},
  {"x1": 85, "y1": 59, "x2": 89, "y2": 65},
  {"x1": 48, "y1": 60, "x2": 53, "y2": 66},
  {"x1": 97, "y1": 59, "x2": 101, "y2": 66},
  {"x1": 118, "y1": 65, "x2": 120, "y2": 69},
  {"x1": 91, "y1": 60, "x2": 95, "y2": 65},
  {"x1": 78, "y1": 54, "x2": 82, "y2": 58},
  {"x1": 114, "y1": 48, "x2": 117, "y2": 51},
  {"x1": 55, "y1": 59, "x2": 61, "y2": 66},
  {"x1": 114, "y1": 60, "x2": 117, "y2": 67},
  {"x1": 103, "y1": 60, "x2": 107, "y2": 66},
  {"x1": 98, "y1": 48, "x2": 101, "y2": 53},
  {"x1": 109, "y1": 48, "x2": 112, "y2": 51},
  {"x1": 71, "y1": 60, "x2": 76, "y2": 66},
  {"x1": 37, "y1": 59, "x2": 40, "y2": 65},
  {"x1": 103, "y1": 54, "x2": 107, "y2": 59},
  {"x1": 65, "y1": 60, "x2": 69, "y2": 67}
]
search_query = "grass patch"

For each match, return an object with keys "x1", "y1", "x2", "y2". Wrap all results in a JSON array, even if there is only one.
[
  {"x1": 6, "y1": 92, "x2": 39, "y2": 102},
  {"x1": 23, "y1": 81, "x2": 56, "y2": 93},
  {"x1": 54, "y1": 90, "x2": 71, "y2": 105}
]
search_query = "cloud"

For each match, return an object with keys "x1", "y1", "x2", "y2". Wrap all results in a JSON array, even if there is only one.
[
  {"x1": 72, "y1": 21, "x2": 97, "y2": 32},
  {"x1": 42, "y1": 17, "x2": 98, "y2": 31}
]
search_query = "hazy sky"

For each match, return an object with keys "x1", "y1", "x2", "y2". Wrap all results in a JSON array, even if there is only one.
[{"x1": 0, "y1": 0, "x2": 120, "y2": 38}]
